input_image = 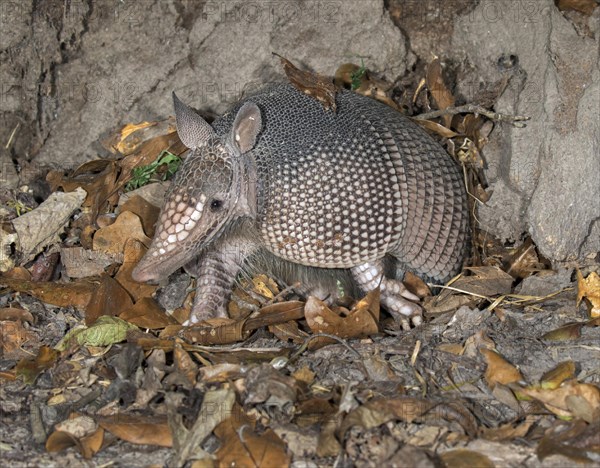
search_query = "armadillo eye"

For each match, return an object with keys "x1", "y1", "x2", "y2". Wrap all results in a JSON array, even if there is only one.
[{"x1": 209, "y1": 199, "x2": 223, "y2": 211}]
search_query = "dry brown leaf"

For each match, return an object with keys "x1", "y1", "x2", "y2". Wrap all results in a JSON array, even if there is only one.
[
  {"x1": 440, "y1": 449, "x2": 494, "y2": 468},
  {"x1": 115, "y1": 238, "x2": 157, "y2": 301},
  {"x1": 304, "y1": 289, "x2": 379, "y2": 339},
  {"x1": 403, "y1": 271, "x2": 431, "y2": 298},
  {"x1": 520, "y1": 380, "x2": 600, "y2": 421},
  {"x1": 576, "y1": 270, "x2": 600, "y2": 318},
  {"x1": 119, "y1": 195, "x2": 160, "y2": 238},
  {"x1": 29, "y1": 252, "x2": 60, "y2": 282},
  {"x1": 46, "y1": 429, "x2": 104, "y2": 459},
  {"x1": 480, "y1": 347, "x2": 524, "y2": 389},
  {"x1": 275, "y1": 53, "x2": 337, "y2": 112},
  {"x1": 541, "y1": 322, "x2": 585, "y2": 341},
  {"x1": 119, "y1": 297, "x2": 177, "y2": 329},
  {"x1": 98, "y1": 414, "x2": 172, "y2": 447},
  {"x1": 110, "y1": 121, "x2": 157, "y2": 155},
  {"x1": 171, "y1": 387, "x2": 236, "y2": 466},
  {"x1": 453, "y1": 266, "x2": 514, "y2": 297},
  {"x1": 198, "y1": 363, "x2": 243, "y2": 383},
  {"x1": 426, "y1": 57, "x2": 455, "y2": 128},
  {"x1": 15, "y1": 346, "x2": 58, "y2": 384},
  {"x1": 174, "y1": 340, "x2": 198, "y2": 387},
  {"x1": 0, "y1": 307, "x2": 34, "y2": 323},
  {"x1": 93, "y1": 211, "x2": 150, "y2": 256},
  {"x1": 269, "y1": 319, "x2": 306, "y2": 345},
  {"x1": 481, "y1": 417, "x2": 535, "y2": 441},
  {"x1": 60, "y1": 246, "x2": 120, "y2": 279},
  {"x1": 339, "y1": 398, "x2": 437, "y2": 439},
  {"x1": 556, "y1": 0, "x2": 599, "y2": 15},
  {"x1": 46, "y1": 415, "x2": 103, "y2": 459},
  {"x1": 414, "y1": 118, "x2": 460, "y2": 138},
  {"x1": 540, "y1": 361, "x2": 576, "y2": 390},
  {"x1": 2, "y1": 267, "x2": 31, "y2": 280},
  {"x1": 47, "y1": 160, "x2": 119, "y2": 220},
  {"x1": 505, "y1": 237, "x2": 543, "y2": 279},
  {"x1": 10, "y1": 189, "x2": 87, "y2": 265},
  {"x1": 214, "y1": 404, "x2": 291, "y2": 468},
  {"x1": 0, "y1": 276, "x2": 96, "y2": 309},
  {"x1": 537, "y1": 419, "x2": 599, "y2": 463},
  {"x1": 85, "y1": 273, "x2": 134, "y2": 326},
  {"x1": 292, "y1": 365, "x2": 316, "y2": 385},
  {"x1": 180, "y1": 318, "x2": 247, "y2": 345},
  {"x1": 0, "y1": 319, "x2": 38, "y2": 359}
]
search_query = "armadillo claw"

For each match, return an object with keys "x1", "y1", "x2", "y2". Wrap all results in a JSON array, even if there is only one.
[
  {"x1": 380, "y1": 278, "x2": 423, "y2": 329},
  {"x1": 184, "y1": 300, "x2": 228, "y2": 326}
]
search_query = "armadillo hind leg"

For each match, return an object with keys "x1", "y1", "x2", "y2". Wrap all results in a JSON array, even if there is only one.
[
  {"x1": 351, "y1": 261, "x2": 423, "y2": 330},
  {"x1": 186, "y1": 238, "x2": 258, "y2": 325}
]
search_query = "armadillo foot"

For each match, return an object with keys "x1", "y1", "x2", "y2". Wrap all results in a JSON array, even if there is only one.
[
  {"x1": 351, "y1": 261, "x2": 423, "y2": 329},
  {"x1": 379, "y1": 278, "x2": 423, "y2": 330},
  {"x1": 184, "y1": 296, "x2": 229, "y2": 325}
]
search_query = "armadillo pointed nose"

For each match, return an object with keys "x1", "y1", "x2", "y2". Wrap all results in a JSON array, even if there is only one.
[{"x1": 131, "y1": 263, "x2": 160, "y2": 284}]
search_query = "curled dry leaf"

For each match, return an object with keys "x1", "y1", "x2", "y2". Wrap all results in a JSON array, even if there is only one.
[
  {"x1": 214, "y1": 404, "x2": 291, "y2": 468},
  {"x1": 504, "y1": 237, "x2": 544, "y2": 279},
  {"x1": 304, "y1": 289, "x2": 380, "y2": 339},
  {"x1": 440, "y1": 449, "x2": 494, "y2": 468},
  {"x1": 576, "y1": 269, "x2": 600, "y2": 318},
  {"x1": 173, "y1": 340, "x2": 198, "y2": 387},
  {"x1": 275, "y1": 53, "x2": 338, "y2": 112},
  {"x1": 537, "y1": 419, "x2": 599, "y2": 463},
  {"x1": 441, "y1": 266, "x2": 514, "y2": 299},
  {"x1": 180, "y1": 318, "x2": 247, "y2": 345},
  {"x1": 541, "y1": 322, "x2": 585, "y2": 341},
  {"x1": 426, "y1": 57, "x2": 455, "y2": 128},
  {"x1": 15, "y1": 346, "x2": 58, "y2": 384},
  {"x1": 46, "y1": 426, "x2": 104, "y2": 460},
  {"x1": 540, "y1": 361, "x2": 576, "y2": 390},
  {"x1": 480, "y1": 348, "x2": 524, "y2": 389},
  {"x1": 0, "y1": 319, "x2": 38, "y2": 359},
  {"x1": 7, "y1": 188, "x2": 86, "y2": 265},
  {"x1": 519, "y1": 380, "x2": 600, "y2": 422},
  {"x1": 170, "y1": 387, "x2": 235, "y2": 466},
  {"x1": 97, "y1": 414, "x2": 172, "y2": 447},
  {"x1": 414, "y1": 118, "x2": 459, "y2": 138},
  {"x1": 0, "y1": 307, "x2": 34, "y2": 323},
  {"x1": 47, "y1": 160, "x2": 119, "y2": 220}
]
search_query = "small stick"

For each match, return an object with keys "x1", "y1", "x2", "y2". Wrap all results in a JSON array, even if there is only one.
[{"x1": 414, "y1": 104, "x2": 530, "y2": 128}]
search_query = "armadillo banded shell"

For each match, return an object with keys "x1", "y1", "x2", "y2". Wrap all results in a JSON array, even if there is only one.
[{"x1": 212, "y1": 83, "x2": 469, "y2": 284}]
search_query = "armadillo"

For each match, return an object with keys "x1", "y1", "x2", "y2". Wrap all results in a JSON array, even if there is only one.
[{"x1": 132, "y1": 83, "x2": 469, "y2": 327}]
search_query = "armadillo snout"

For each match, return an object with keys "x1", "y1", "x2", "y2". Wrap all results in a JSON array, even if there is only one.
[{"x1": 131, "y1": 263, "x2": 160, "y2": 283}]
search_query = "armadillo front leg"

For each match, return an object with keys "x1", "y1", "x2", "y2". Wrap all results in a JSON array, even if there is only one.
[
  {"x1": 351, "y1": 261, "x2": 422, "y2": 330},
  {"x1": 185, "y1": 238, "x2": 257, "y2": 325}
]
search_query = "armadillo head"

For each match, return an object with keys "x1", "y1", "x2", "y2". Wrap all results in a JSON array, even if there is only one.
[{"x1": 131, "y1": 93, "x2": 262, "y2": 283}]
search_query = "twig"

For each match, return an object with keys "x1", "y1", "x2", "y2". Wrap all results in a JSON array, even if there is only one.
[
  {"x1": 277, "y1": 333, "x2": 361, "y2": 368},
  {"x1": 414, "y1": 104, "x2": 530, "y2": 128}
]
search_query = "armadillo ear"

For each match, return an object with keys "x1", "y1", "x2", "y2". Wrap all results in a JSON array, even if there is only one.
[
  {"x1": 231, "y1": 102, "x2": 262, "y2": 153},
  {"x1": 173, "y1": 92, "x2": 216, "y2": 149}
]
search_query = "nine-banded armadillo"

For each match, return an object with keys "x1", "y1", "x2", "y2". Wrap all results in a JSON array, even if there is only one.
[{"x1": 132, "y1": 83, "x2": 470, "y2": 327}]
